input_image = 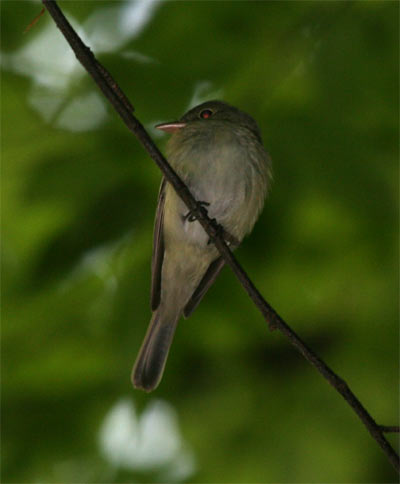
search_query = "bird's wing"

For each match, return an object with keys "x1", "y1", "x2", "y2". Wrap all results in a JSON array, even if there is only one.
[
  {"x1": 183, "y1": 256, "x2": 225, "y2": 318},
  {"x1": 151, "y1": 178, "x2": 166, "y2": 311}
]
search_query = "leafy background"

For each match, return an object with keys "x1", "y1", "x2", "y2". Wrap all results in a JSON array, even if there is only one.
[{"x1": 2, "y1": 1, "x2": 398, "y2": 482}]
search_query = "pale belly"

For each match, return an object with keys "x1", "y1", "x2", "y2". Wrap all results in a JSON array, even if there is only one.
[
  {"x1": 163, "y1": 153, "x2": 262, "y2": 250},
  {"x1": 162, "y1": 121, "x2": 269, "y2": 251}
]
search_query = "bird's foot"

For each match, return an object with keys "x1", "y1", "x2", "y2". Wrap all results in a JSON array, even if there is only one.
[
  {"x1": 184, "y1": 201, "x2": 240, "y2": 248},
  {"x1": 184, "y1": 201, "x2": 210, "y2": 222}
]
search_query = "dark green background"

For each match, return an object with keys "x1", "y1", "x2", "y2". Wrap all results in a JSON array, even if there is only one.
[{"x1": 2, "y1": 1, "x2": 398, "y2": 482}]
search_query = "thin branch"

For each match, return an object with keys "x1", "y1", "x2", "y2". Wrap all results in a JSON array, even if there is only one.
[
  {"x1": 381, "y1": 426, "x2": 400, "y2": 433},
  {"x1": 24, "y1": 7, "x2": 45, "y2": 34},
  {"x1": 41, "y1": 0, "x2": 399, "y2": 473}
]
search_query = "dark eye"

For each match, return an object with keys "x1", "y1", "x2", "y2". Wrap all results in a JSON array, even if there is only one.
[{"x1": 200, "y1": 109, "x2": 213, "y2": 119}]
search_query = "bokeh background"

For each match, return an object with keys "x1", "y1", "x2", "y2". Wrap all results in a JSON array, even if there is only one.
[{"x1": 2, "y1": 1, "x2": 399, "y2": 482}]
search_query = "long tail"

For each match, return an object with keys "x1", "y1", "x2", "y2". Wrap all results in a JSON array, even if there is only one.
[{"x1": 131, "y1": 309, "x2": 179, "y2": 392}]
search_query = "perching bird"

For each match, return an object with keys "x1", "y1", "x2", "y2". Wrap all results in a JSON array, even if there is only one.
[{"x1": 132, "y1": 100, "x2": 272, "y2": 391}]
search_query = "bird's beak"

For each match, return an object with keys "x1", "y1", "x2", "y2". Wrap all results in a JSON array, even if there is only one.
[{"x1": 155, "y1": 121, "x2": 186, "y2": 133}]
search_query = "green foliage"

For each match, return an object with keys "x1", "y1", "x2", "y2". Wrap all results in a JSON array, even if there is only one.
[{"x1": 2, "y1": 1, "x2": 398, "y2": 482}]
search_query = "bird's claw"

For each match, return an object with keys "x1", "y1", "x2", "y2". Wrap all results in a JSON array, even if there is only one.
[
  {"x1": 184, "y1": 202, "x2": 239, "y2": 248},
  {"x1": 184, "y1": 201, "x2": 210, "y2": 222}
]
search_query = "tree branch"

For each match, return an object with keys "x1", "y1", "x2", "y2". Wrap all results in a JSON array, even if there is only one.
[
  {"x1": 381, "y1": 426, "x2": 400, "y2": 433},
  {"x1": 41, "y1": 0, "x2": 399, "y2": 473}
]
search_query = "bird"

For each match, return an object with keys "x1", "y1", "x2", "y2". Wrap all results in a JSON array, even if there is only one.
[{"x1": 132, "y1": 100, "x2": 272, "y2": 391}]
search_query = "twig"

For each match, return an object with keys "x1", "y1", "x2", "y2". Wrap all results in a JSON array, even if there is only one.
[
  {"x1": 24, "y1": 7, "x2": 45, "y2": 34},
  {"x1": 381, "y1": 426, "x2": 400, "y2": 433},
  {"x1": 41, "y1": 0, "x2": 400, "y2": 473}
]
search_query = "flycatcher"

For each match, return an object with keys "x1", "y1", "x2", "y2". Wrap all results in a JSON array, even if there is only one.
[{"x1": 132, "y1": 100, "x2": 272, "y2": 391}]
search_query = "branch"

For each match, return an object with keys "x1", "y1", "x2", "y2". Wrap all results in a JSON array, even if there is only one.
[
  {"x1": 41, "y1": 0, "x2": 399, "y2": 473},
  {"x1": 381, "y1": 426, "x2": 400, "y2": 433}
]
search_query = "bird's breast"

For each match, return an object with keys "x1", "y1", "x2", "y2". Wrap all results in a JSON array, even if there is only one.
[{"x1": 163, "y1": 123, "x2": 268, "y2": 248}]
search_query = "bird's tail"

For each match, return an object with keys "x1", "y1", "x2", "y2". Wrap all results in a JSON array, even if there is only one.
[{"x1": 131, "y1": 308, "x2": 179, "y2": 392}]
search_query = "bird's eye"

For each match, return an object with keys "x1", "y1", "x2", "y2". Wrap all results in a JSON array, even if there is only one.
[{"x1": 200, "y1": 109, "x2": 213, "y2": 119}]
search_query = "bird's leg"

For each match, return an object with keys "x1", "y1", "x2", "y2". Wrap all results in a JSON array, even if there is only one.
[
  {"x1": 184, "y1": 201, "x2": 210, "y2": 222},
  {"x1": 184, "y1": 201, "x2": 240, "y2": 248}
]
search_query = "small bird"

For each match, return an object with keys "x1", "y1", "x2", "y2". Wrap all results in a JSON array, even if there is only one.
[{"x1": 132, "y1": 100, "x2": 272, "y2": 391}]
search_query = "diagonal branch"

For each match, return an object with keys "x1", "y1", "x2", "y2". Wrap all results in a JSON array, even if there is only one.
[{"x1": 41, "y1": 0, "x2": 399, "y2": 473}]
